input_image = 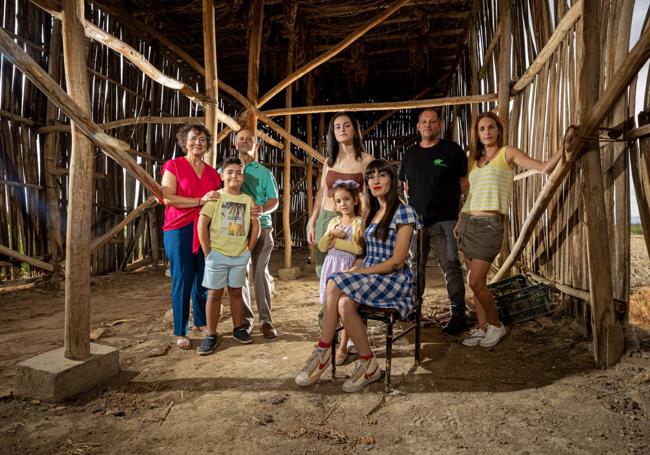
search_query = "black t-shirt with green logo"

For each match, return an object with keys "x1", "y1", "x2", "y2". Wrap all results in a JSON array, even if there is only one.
[{"x1": 398, "y1": 139, "x2": 467, "y2": 226}]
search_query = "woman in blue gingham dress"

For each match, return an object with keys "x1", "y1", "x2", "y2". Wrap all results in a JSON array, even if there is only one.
[
  {"x1": 296, "y1": 159, "x2": 420, "y2": 393},
  {"x1": 330, "y1": 205, "x2": 419, "y2": 319}
]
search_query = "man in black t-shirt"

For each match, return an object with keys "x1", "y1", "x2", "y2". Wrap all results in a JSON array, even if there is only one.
[{"x1": 399, "y1": 109, "x2": 468, "y2": 335}]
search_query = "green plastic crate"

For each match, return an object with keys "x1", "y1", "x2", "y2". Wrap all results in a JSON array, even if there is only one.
[
  {"x1": 493, "y1": 283, "x2": 553, "y2": 325},
  {"x1": 488, "y1": 274, "x2": 529, "y2": 297}
]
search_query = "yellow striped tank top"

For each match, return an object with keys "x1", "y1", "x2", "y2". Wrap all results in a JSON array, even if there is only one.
[{"x1": 461, "y1": 146, "x2": 514, "y2": 216}]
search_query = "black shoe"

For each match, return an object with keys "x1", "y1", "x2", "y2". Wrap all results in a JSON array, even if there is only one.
[
  {"x1": 233, "y1": 327, "x2": 253, "y2": 344},
  {"x1": 442, "y1": 314, "x2": 467, "y2": 335}
]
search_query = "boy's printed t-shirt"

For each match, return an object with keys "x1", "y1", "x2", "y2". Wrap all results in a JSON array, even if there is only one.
[{"x1": 200, "y1": 190, "x2": 252, "y2": 257}]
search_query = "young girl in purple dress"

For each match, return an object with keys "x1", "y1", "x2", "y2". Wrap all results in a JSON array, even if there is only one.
[{"x1": 316, "y1": 180, "x2": 364, "y2": 365}]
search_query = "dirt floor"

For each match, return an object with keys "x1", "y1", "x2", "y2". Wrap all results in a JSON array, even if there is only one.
[{"x1": 1, "y1": 237, "x2": 650, "y2": 454}]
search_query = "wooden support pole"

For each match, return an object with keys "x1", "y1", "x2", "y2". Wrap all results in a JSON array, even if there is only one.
[
  {"x1": 0, "y1": 244, "x2": 55, "y2": 272},
  {"x1": 202, "y1": 0, "x2": 219, "y2": 166},
  {"x1": 511, "y1": 0, "x2": 583, "y2": 95},
  {"x1": 497, "y1": 1, "x2": 511, "y2": 139},
  {"x1": 61, "y1": 0, "x2": 93, "y2": 360},
  {"x1": 263, "y1": 94, "x2": 498, "y2": 117},
  {"x1": 0, "y1": 28, "x2": 163, "y2": 200},
  {"x1": 578, "y1": 1, "x2": 620, "y2": 367},
  {"x1": 246, "y1": 0, "x2": 264, "y2": 132},
  {"x1": 44, "y1": 18, "x2": 63, "y2": 270},
  {"x1": 257, "y1": 0, "x2": 410, "y2": 108},
  {"x1": 306, "y1": 75, "x2": 314, "y2": 261},
  {"x1": 283, "y1": 6, "x2": 296, "y2": 270},
  {"x1": 493, "y1": 23, "x2": 650, "y2": 282}
]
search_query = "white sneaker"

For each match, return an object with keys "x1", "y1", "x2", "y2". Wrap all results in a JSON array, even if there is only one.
[
  {"x1": 461, "y1": 328, "x2": 485, "y2": 346},
  {"x1": 479, "y1": 323, "x2": 507, "y2": 347},
  {"x1": 295, "y1": 347, "x2": 331, "y2": 387},
  {"x1": 342, "y1": 356, "x2": 382, "y2": 393}
]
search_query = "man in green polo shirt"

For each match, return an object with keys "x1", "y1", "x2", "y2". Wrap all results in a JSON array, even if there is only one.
[{"x1": 235, "y1": 129, "x2": 280, "y2": 338}]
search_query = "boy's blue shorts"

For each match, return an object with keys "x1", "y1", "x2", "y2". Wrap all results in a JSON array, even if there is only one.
[{"x1": 202, "y1": 250, "x2": 251, "y2": 290}]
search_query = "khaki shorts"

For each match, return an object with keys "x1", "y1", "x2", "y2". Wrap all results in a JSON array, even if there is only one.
[{"x1": 457, "y1": 213, "x2": 504, "y2": 263}]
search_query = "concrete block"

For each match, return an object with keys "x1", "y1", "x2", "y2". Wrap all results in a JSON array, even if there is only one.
[
  {"x1": 15, "y1": 343, "x2": 119, "y2": 402},
  {"x1": 278, "y1": 266, "x2": 301, "y2": 280}
]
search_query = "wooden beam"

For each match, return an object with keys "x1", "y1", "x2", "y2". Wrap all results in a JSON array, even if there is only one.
[
  {"x1": 91, "y1": 0, "x2": 205, "y2": 77},
  {"x1": 38, "y1": 116, "x2": 204, "y2": 134},
  {"x1": 81, "y1": 22, "x2": 240, "y2": 132},
  {"x1": 493, "y1": 23, "x2": 650, "y2": 283},
  {"x1": 283, "y1": 35, "x2": 295, "y2": 269},
  {"x1": 202, "y1": 0, "x2": 219, "y2": 166},
  {"x1": 306, "y1": 75, "x2": 315, "y2": 261},
  {"x1": 625, "y1": 123, "x2": 650, "y2": 140},
  {"x1": 0, "y1": 244, "x2": 55, "y2": 272},
  {"x1": 263, "y1": 94, "x2": 498, "y2": 117},
  {"x1": 256, "y1": 0, "x2": 410, "y2": 108},
  {"x1": 61, "y1": 0, "x2": 92, "y2": 360},
  {"x1": 511, "y1": 0, "x2": 583, "y2": 95},
  {"x1": 363, "y1": 87, "x2": 431, "y2": 136},
  {"x1": 0, "y1": 27, "x2": 163, "y2": 200},
  {"x1": 0, "y1": 109, "x2": 40, "y2": 126},
  {"x1": 246, "y1": 0, "x2": 264, "y2": 131},
  {"x1": 218, "y1": 81, "x2": 326, "y2": 163}
]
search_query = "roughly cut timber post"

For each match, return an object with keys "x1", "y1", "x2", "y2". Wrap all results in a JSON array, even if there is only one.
[
  {"x1": 61, "y1": 0, "x2": 93, "y2": 361},
  {"x1": 306, "y1": 75, "x2": 314, "y2": 262},
  {"x1": 14, "y1": 0, "x2": 119, "y2": 403},
  {"x1": 246, "y1": 0, "x2": 264, "y2": 133},
  {"x1": 202, "y1": 0, "x2": 219, "y2": 167},
  {"x1": 43, "y1": 18, "x2": 63, "y2": 271},
  {"x1": 579, "y1": 1, "x2": 621, "y2": 367}
]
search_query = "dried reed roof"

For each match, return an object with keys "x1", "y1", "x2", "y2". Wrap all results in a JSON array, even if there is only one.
[{"x1": 97, "y1": 0, "x2": 474, "y2": 104}]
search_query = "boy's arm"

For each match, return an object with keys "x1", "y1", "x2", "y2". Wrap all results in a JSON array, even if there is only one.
[
  {"x1": 197, "y1": 214, "x2": 212, "y2": 256},
  {"x1": 248, "y1": 218, "x2": 260, "y2": 252}
]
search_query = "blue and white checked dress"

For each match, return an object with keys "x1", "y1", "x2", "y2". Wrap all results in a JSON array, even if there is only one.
[{"x1": 329, "y1": 204, "x2": 420, "y2": 319}]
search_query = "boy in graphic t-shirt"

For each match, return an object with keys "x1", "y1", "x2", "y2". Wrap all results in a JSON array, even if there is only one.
[{"x1": 197, "y1": 157, "x2": 260, "y2": 355}]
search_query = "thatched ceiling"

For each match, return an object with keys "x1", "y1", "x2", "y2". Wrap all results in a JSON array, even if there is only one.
[{"x1": 97, "y1": 0, "x2": 474, "y2": 107}]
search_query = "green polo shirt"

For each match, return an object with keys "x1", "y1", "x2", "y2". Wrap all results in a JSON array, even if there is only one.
[{"x1": 241, "y1": 160, "x2": 278, "y2": 230}]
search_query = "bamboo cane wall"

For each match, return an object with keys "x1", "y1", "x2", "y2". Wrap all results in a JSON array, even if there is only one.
[{"x1": 0, "y1": 0, "x2": 648, "y2": 328}]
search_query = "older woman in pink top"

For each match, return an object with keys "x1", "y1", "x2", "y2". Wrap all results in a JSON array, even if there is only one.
[{"x1": 161, "y1": 124, "x2": 221, "y2": 350}]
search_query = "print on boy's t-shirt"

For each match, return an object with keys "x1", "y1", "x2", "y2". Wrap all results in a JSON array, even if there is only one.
[{"x1": 221, "y1": 202, "x2": 246, "y2": 237}]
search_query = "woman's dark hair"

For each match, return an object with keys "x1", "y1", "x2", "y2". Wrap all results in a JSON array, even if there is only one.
[
  {"x1": 176, "y1": 123, "x2": 214, "y2": 153},
  {"x1": 363, "y1": 159, "x2": 401, "y2": 241},
  {"x1": 221, "y1": 156, "x2": 243, "y2": 169},
  {"x1": 468, "y1": 112, "x2": 505, "y2": 168},
  {"x1": 325, "y1": 112, "x2": 366, "y2": 167},
  {"x1": 332, "y1": 180, "x2": 363, "y2": 217}
]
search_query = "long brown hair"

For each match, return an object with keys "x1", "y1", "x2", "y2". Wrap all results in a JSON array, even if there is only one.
[
  {"x1": 325, "y1": 112, "x2": 366, "y2": 167},
  {"x1": 363, "y1": 159, "x2": 401, "y2": 242},
  {"x1": 468, "y1": 112, "x2": 505, "y2": 169}
]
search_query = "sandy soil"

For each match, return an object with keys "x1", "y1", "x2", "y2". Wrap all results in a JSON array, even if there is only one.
[{"x1": 1, "y1": 242, "x2": 649, "y2": 455}]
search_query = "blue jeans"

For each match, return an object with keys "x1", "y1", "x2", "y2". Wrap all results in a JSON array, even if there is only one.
[
  {"x1": 413, "y1": 220, "x2": 466, "y2": 316},
  {"x1": 163, "y1": 223, "x2": 207, "y2": 336}
]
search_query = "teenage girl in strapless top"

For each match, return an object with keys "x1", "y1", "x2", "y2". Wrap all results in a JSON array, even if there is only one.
[{"x1": 307, "y1": 112, "x2": 374, "y2": 278}]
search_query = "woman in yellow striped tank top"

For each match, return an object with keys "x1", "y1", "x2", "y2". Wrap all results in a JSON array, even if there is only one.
[{"x1": 455, "y1": 112, "x2": 563, "y2": 348}]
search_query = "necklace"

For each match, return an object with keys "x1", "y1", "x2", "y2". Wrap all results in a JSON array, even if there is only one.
[{"x1": 482, "y1": 150, "x2": 497, "y2": 164}]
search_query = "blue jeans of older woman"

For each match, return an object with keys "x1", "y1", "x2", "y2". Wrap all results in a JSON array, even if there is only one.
[{"x1": 163, "y1": 223, "x2": 207, "y2": 336}]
